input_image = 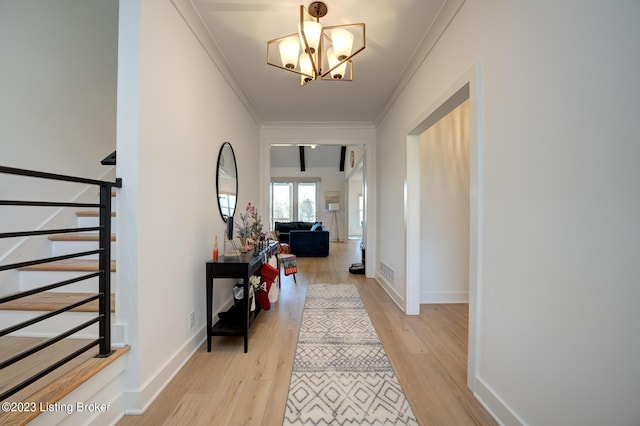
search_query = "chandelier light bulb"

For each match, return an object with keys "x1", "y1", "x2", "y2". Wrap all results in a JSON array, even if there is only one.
[
  {"x1": 327, "y1": 48, "x2": 346, "y2": 79},
  {"x1": 299, "y1": 53, "x2": 314, "y2": 82},
  {"x1": 298, "y1": 20, "x2": 322, "y2": 54},
  {"x1": 331, "y1": 28, "x2": 354, "y2": 60},
  {"x1": 279, "y1": 36, "x2": 300, "y2": 69}
]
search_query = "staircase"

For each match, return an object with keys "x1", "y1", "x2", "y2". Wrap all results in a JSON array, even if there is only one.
[
  {"x1": 0, "y1": 200, "x2": 118, "y2": 340},
  {"x1": 1, "y1": 167, "x2": 128, "y2": 425}
]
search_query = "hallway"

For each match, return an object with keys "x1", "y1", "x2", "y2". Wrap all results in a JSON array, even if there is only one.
[{"x1": 118, "y1": 241, "x2": 494, "y2": 425}]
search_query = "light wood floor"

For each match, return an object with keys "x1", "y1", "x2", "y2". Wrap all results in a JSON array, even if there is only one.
[{"x1": 119, "y1": 241, "x2": 495, "y2": 425}]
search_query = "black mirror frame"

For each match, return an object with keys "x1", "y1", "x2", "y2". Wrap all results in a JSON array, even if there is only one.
[{"x1": 216, "y1": 142, "x2": 238, "y2": 222}]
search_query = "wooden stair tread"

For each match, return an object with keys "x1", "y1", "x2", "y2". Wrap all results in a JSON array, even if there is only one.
[
  {"x1": 0, "y1": 344, "x2": 130, "y2": 426},
  {"x1": 48, "y1": 233, "x2": 116, "y2": 242},
  {"x1": 19, "y1": 259, "x2": 116, "y2": 272},
  {"x1": 0, "y1": 292, "x2": 115, "y2": 312},
  {"x1": 75, "y1": 211, "x2": 116, "y2": 217},
  {"x1": 0, "y1": 337, "x2": 95, "y2": 398}
]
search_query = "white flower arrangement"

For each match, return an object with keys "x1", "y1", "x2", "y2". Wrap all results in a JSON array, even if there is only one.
[{"x1": 249, "y1": 275, "x2": 261, "y2": 292}]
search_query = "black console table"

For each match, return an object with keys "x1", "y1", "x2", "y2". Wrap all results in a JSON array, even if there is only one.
[{"x1": 206, "y1": 242, "x2": 278, "y2": 353}]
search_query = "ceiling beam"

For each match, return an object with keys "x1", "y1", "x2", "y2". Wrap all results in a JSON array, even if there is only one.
[{"x1": 299, "y1": 146, "x2": 306, "y2": 172}]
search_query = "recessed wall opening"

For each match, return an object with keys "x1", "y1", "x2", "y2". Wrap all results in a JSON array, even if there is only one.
[
  {"x1": 265, "y1": 142, "x2": 370, "y2": 255},
  {"x1": 405, "y1": 65, "x2": 481, "y2": 390},
  {"x1": 419, "y1": 97, "x2": 470, "y2": 304}
]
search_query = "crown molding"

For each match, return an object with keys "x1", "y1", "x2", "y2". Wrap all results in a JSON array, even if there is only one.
[
  {"x1": 261, "y1": 121, "x2": 375, "y2": 129},
  {"x1": 374, "y1": 0, "x2": 466, "y2": 126},
  {"x1": 170, "y1": 0, "x2": 262, "y2": 126}
]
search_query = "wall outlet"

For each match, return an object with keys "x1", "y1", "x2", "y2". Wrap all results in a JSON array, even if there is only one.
[{"x1": 189, "y1": 311, "x2": 195, "y2": 329}]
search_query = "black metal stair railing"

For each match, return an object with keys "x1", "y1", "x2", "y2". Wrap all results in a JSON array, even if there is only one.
[{"x1": 0, "y1": 165, "x2": 122, "y2": 401}]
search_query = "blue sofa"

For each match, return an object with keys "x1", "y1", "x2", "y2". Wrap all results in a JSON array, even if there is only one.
[{"x1": 275, "y1": 221, "x2": 330, "y2": 257}]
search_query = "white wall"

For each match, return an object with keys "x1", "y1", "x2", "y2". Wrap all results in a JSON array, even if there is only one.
[
  {"x1": 346, "y1": 146, "x2": 365, "y2": 239},
  {"x1": 347, "y1": 177, "x2": 363, "y2": 238},
  {"x1": 0, "y1": 0, "x2": 118, "y2": 258},
  {"x1": 419, "y1": 99, "x2": 469, "y2": 303},
  {"x1": 377, "y1": 1, "x2": 640, "y2": 425},
  {"x1": 344, "y1": 145, "x2": 365, "y2": 177},
  {"x1": 116, "y1": 0, "x2": 260, "y2": 411}
]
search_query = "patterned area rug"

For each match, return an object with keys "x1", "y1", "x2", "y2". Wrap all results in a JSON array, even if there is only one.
[{"x1": 283, "y1": 284, "x2": 418, "y2": 425}]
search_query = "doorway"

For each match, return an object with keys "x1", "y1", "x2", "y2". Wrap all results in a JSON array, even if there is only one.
[
  {"x1": 346, "y1": 150, "x2": 364, "y2": 240},
  {"x1": 263, "y1": 143, "x2": 372, "y2": 269},
  {"x1": 419, "y1": 99, "x2": 470, "y2": 303},
  {"x1": 405, "y1": 64, "x2": 481, "y2": 390}
]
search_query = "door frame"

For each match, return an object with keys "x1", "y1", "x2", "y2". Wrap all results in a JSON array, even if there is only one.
[{"x1": 405, "y1": 63, "x2": 482, "y2": 390}]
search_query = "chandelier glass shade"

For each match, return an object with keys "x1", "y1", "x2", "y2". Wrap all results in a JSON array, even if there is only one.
[{"x1": 267, "y1": 2, "x2": 365, "y2": 86}]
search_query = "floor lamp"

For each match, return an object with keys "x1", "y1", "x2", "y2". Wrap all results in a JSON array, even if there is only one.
[{"x1": 329, "y1": 203, "x2": 340, "y2": 242}]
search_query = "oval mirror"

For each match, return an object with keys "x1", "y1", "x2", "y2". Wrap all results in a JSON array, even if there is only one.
[{"x1": 216, "y1": 142, "x2": 238, "y2": 221}]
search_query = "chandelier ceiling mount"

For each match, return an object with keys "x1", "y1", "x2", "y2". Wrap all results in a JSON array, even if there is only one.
[{"x1": 307, "y1": 1, "x2": 328, "y2": 19}]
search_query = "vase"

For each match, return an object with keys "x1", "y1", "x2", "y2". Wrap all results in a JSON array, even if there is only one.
[{"x1": 239, "y1": 237, "x2": 248, "y2": 252}]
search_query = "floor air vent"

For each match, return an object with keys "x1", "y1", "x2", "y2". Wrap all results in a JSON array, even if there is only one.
[{"x1": 379, "y1": 262, "x2": 395, "y2": 284}]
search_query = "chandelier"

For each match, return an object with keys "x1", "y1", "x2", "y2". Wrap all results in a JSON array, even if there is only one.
[{"x1": 266, "y1": 2, "x2": 365, "y2": 86}]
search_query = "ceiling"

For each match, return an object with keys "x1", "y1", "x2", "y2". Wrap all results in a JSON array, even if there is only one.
[
  {"x1": 190, "y1": 0, "x2": 448, "y2": 124},
  {"x1": 271, "y1": 144, "x2": 340, "y2": 168}
]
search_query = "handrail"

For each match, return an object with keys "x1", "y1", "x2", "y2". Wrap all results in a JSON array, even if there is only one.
[
  {"x1": 0, "y1": 272, "x2": 101, "y2": 304},
  {"x1": 0, "y1": 165, "x2": 122, "y2": 187},
  {"x1": 0, "y1": 165, "x2": 122, "y2": 401},
  {"x1": 0, "y1": 249, "x2": 103, "y2": 271},
  {"x1": 0, "y1": 200, "x2": 101, "y2": 208},
  {"x1": 0, "y1": 226, "x2": 102, "y2": 240}
]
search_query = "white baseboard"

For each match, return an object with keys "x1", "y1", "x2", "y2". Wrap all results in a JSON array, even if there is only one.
[
  {"x1": 474, "y1": 376, "x2": 525, "y2": 426},
  {"x1": 375, "y1": 274, "x2": 406, "y2": 312},
  {"x1": 123, "y1": 325, "x2": 207, "y2": 415},
  {"x1": 420, "y1": 291, "x2": 469, "y2": 304},
  {"x1": 28, "y1": 353, "x2": 127, "y2": 426}
]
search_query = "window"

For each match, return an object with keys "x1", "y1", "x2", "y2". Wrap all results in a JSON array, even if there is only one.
[
  {"x1": 271, "y1": 179, "x2": 318, "y2": 228},
  {"x1": 272, "y1": 182, "x2": 293, "y2": 223},
  {"x1": 297, "y1": 182, "x2": 316, "y2": 222}
]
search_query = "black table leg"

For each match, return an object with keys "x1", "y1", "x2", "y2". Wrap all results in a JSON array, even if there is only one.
[{"x1": 206, "y1": 263, "x2": 213, "y2": 352}]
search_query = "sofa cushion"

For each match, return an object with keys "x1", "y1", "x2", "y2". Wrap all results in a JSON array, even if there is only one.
[
  {"x1": 289, "y1": 229, "x2": 329, "y2": 257},
  {"x1": 275, "y1": 221, "x2": 317, "y2": 243},
  {"x1": 310, "y1": 222, "x2": 323, "y2": 231}
]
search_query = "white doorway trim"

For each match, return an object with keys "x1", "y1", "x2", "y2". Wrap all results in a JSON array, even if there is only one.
[
  {"x1": 404, "y1": 63, "x2": 482, "y2": 390},
  {"x1": 260, "y1": 124, "x2": 377, "y2": 278}
]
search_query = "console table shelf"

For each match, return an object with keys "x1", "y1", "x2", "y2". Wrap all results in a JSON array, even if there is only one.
[
  {"x1": 210, "y1": 305, "x2": 261, "y2": 335},
  {"x1": 205, "y1": 242, "x2": 277, "y2": 353}
]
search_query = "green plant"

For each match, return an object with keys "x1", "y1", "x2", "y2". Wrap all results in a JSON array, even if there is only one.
[
  {"x1": 236, "y1": 202, "x2": 262, "y2": 240},
  {"x1": 236, "y1": 212, "x2": 252, "y2": 238},
  {"x1": 250, "y1": 212, "x2": 263, "y2": 240}
]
